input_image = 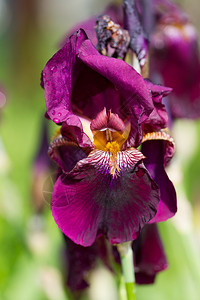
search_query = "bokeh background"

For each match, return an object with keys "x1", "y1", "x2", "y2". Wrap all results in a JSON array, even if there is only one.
[{"x1": 1, "y1": 0, "x2": 200, "y2": 299}]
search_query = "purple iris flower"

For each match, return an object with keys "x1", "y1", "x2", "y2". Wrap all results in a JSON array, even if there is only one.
[
  {"x1": 150, "y1": 0, "x2": 200, "y2": 119},
  {"x1": 41, "y1": 29, "x2": 176, "y2": 247}
]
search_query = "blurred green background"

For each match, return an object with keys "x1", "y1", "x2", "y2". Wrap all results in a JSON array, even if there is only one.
[{"x1": 1, "y1": 0, "x2": 200, "y2": 299}]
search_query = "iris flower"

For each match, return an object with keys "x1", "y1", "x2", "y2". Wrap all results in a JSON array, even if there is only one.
[{"x1": 41, "y1": 29, "x2": 176, "y2": 247}]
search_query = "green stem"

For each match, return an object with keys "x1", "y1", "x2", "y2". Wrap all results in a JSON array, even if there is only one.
[{"x1": 117, "y1": 242, "x2": 136, "y2": 300}]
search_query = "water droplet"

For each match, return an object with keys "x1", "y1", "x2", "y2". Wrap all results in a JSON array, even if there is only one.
[
  {"x1": 43, "y1": 71, "x2": 46, "y2": 78},
  {"x1": 58, "y1": 112, "x2": 62, "y2": 117},
  {"x1": 53, "y1": 118, "x2": 60, "y2": 124},
  {"x1": 51, "y1": 66, "x2": 57, "y2": 73},
  {"x1": 136, "y1": 168, "x2": 145, "y2": 178},
  {"x1": 52, "y1": 110, "x2": 55, "y2": 115}
]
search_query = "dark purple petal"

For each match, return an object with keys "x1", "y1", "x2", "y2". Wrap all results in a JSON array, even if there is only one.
[
  {"x1": 63, "y1": 235, "x2": 111, "y2": 291},
  {"x1": 63, "y1": 235, "x2": 97, "y2": 291},
  {"x1": 42, "y1": 29, "x2": 87, "y2": 124},
  {"x1": 133, "y1": 224, "x2": 168, "y2": 284},
  {"x1": 142, "y1": 140, "x2": 177, "y2": 223},
  {"x1": 51, "y1": 149, "x2": 160, "y2": 246}
]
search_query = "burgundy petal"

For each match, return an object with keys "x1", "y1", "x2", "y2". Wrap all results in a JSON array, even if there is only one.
[
  {"x1": 42, "y1": 29, "x2": 87, "y2": 124},
  {"x1": 133, "y1": 224, "x2": 168, "y2": 284},
  {"x1": 64, "y1": 235, "x2": 97, "y2": 291},
  {"x1": 141, "y1": 140, "x2": 177, "y2": 223},
  {"x1": 51, "y1": 148, "x2": 160, "y2": 246}
]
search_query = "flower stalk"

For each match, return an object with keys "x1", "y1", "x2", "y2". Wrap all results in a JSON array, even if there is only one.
[{"x1": 117, "y1": 242, "x2": 136, "y2": 300}]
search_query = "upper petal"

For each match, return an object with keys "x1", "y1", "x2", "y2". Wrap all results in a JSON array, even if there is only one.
[
  {"x1": 77, "y1": 39, "x2": 155, "y2": 146},
  {"x1": 41, "y1": 29, "x2": 88, "y2": 124}
]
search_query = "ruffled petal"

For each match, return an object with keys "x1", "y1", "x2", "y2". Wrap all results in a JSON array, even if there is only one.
[
  {"x1": 51, "y1": 148, "x2": 160, "y2": 246},
  {"x1": 141, "y1": 140, "x2": 177, "y2": 223},
  {"x1": 133, "y1": 224, "x2": 168, "y2": 284}
]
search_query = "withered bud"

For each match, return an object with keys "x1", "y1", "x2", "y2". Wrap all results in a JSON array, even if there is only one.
[{"x1": 96, "y1": 15, "x2": 130, "y2": 59}]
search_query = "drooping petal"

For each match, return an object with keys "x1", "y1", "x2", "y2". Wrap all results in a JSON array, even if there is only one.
[
  {"x1": 133, "y1": 224, "x2": 168, "y2": 284},
  {"x1": 51, "y1": 149, "x2": 160, "y2": 246},
  {"x1": 141, "y1": 140, "x2": 177, "y2": 223}
]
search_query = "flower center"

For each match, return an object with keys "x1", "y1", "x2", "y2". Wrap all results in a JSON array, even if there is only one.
[{"x1": 105, "y1": 141, "x2": 120, "y2": 155}]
